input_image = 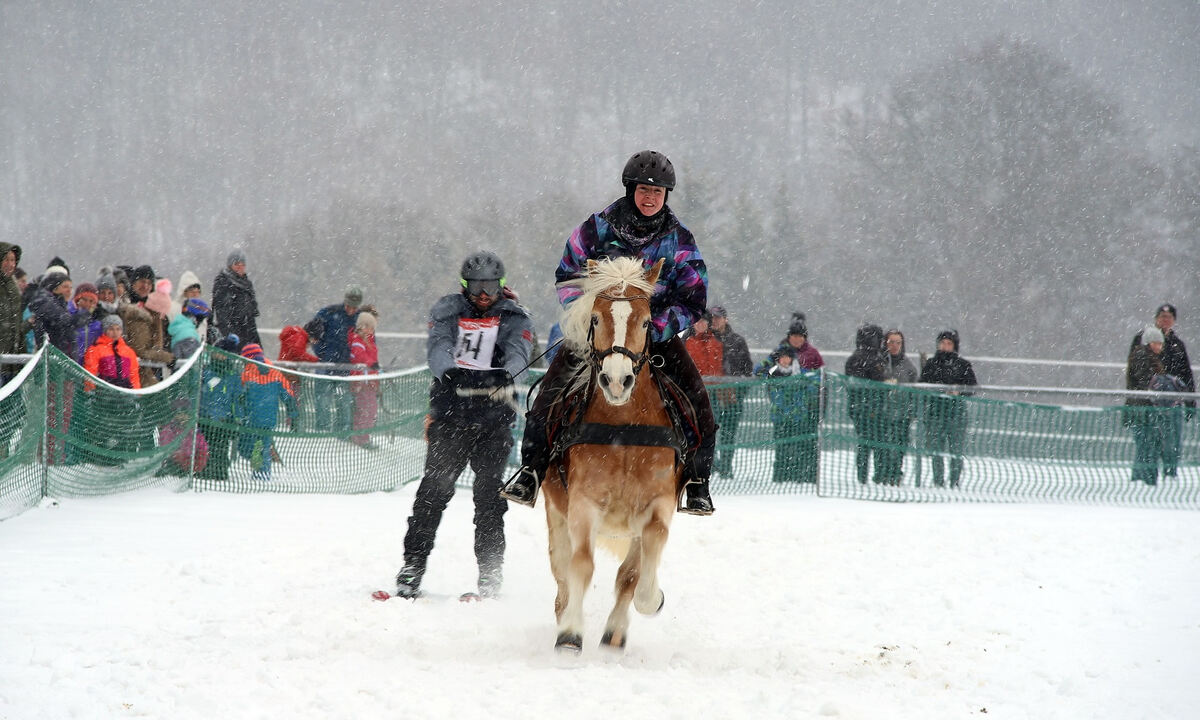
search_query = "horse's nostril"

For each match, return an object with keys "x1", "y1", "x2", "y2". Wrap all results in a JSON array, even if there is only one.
[
  {"x1": 599, "y1": 373, "x2": 610, "y2": 387},
  {"x1": 622, "y1": 375, "x2": 634, "y2": 391}
]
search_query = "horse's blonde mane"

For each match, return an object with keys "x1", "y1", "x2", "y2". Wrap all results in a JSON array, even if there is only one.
[{"x1": 559, "y1": 257, "x2": 655, "y2": 354}]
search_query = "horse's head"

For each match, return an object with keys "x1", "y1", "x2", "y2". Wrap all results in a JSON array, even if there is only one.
[{"x1": 563, "y1": 257, "x2": 664, "y2": 406}]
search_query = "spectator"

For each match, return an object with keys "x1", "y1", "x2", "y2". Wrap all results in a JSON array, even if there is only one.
[
  {"x1": 197, "y1": 334, "x2": 242, "y2": 482},
  {"x1": 82, "y1": 314, "x2": 140, "y2": 390},
  {"x1": 759, "y1": 346, "x2": 821, "y2": 483},
  {"x1": 95, "y1": 271, "x2": 120, "y2": 319},
  {"x1": 212, "y1": 249, "x2": 261, "y2": 351},
  {"x1": 844, "y1": 323, "x2": 888, "y2": 484},
  {"x1": 777, "y1": 315, "x2": 824, "y2": 371},
  {"x1": 280, "y1": 324, "x2": 320, "y2": 364},
  {"x1": 125, "y1": 264, "x2": 155, "y2": 306},
  {"x1": 70, "y1": 283, "x2": 105, "y2": 364},
  {"x1": 392, "y1": 251, "x2": 533, "y2": 599},
  {"x1": 168, "y1": 298, "x2": 211, "y2": 362},
  {"x1": 77, "y1": 314, "x2": 141, "y2": 465},
  {"x1": 1131, "y1": 303, "x2": 1194, "y2": 421},
  {"x1": 875, "y1": 329, "x2": 920, "y2": 485},
  {"x1": 918, "y1": 329, "x2": 977, "y2": 488},
  {"x1": 236, "y1": 343, "x2": 297, "y2": 482},
  {"x1": 119, "y1": 289, "x2": 175, "y2": 388},
  {"x1": 684, "y1": 313, "x2": 724, "y2": 376},
  {"x1": 708, "y1": 305, "x2": 753, "y2": 478},
  {"x1": 172, "y1": 270, "x2": 214, "y2": 341},
  {"x1": 309, "y1": 285, "x2": 363, "y2": 433},
  {"x1": 157, "y1": 398, "x2": 209, "y2": 477},
  {"x1": 0, "y1": 242, "x2": 24, "y2": 384},
  {"x1": 348, "y1": 311, "x2": 381, "y2": 448},
  {"x1": 28, "y1": 271, "x2": 89, "y2": 360}
]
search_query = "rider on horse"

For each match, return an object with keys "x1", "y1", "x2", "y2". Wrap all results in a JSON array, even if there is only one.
[{"x1": 500, "y1": 150, "x2": 717, "y2": 516}]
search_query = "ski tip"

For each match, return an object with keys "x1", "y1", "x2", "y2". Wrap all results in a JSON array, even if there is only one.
[
  {"x1": 371, "y1": 590, "x2": 392, "y2": 601},
  {"x1": 459, "y1": 592, "x2": 482, "y2": 602}
]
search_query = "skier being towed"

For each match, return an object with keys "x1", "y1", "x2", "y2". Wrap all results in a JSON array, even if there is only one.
[{"x1": 500, "y1": 149, "x2": 716, "y2": 516}]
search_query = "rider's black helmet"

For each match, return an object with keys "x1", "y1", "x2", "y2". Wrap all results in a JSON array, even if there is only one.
[
  {"x1": 621, "y1": 150, "x2": 675, "y2": 190},
  {"x1": 460, "y1": 251, "x2": 507, "y2": 296}
]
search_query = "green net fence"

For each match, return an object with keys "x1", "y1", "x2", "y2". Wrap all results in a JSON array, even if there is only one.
[{"x1": 2, "y1": 347, "x2": 1197, "y2": 520}]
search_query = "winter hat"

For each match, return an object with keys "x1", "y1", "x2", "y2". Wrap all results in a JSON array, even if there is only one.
[
  {"x1": 1142, "y1": 326, "x2": 1165, "y2": 345},
  {"x1": 355, "y1": 311, "x2": 377, "y2": 333},
  {"x1": 709, "y1": 306, "x2": 727, "y2": 318},
  {"x1": 73, "y1": 282, "x2": 98, "y2": 302},
  {"x1": 1156, "y1": 303, "x2": 1177, "y2": 319},
  {"x1": 936, "y1": 329, "x2": 960, "y2": 352},
  {"x1": 303, "y1": 317, "x2": 324, "y2": 340},
  {"x1": 101, "y1": 314, "x2": 124, "y2": 331},
  {"x1": 344, "y1": 285, "x2": 364, "y2": 308},
  {"x1": 45, "y1": 256, "x2": 70, "y2": 278},
  {"x1": 216, "y1": 334, "x2": 241, "y2": 353},
  {"x1": 240, "y1": 343, "x2": 266, "y2": 362},
  {"x1": 226, "y1": 249, "x2": 247, "y2": 268},
  {"x1": 156, "y1": 277, "x2": 173, "y2": 297},
  {"x1": 182, "y1": 298, "x2": 211, "y2": 318},
  {"x1": 130, "y1": 265, "x2": 156, "y2": 284},
  {"x1": 40, "y1": 272, "x2": 70, "y2": 293},
  {"x1": 96, "y1": 272, "x2": 117, "y2": 294},
  {"x1": 145, "y1": 290, "x2": 172, "y2": 315},
  {"x1": 787, "y1": 318, "x2": 807, "y2": 337}
]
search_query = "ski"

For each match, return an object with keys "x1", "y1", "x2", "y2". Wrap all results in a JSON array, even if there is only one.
[{"x1": 370, "y1": 589, "x2": 484, "y2": 602}]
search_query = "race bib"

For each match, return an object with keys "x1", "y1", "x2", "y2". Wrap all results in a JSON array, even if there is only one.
[{"x1": 454, "y1": 317, "x2": 500, "y2": 370}]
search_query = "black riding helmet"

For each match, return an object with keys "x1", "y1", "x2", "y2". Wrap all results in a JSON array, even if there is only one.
[
  {"x1": 621, "y1": 150, "x2": 675, "y2": 191},
  {"x1": 460, "y1": 251, "x2": 507, "y2": 297}
]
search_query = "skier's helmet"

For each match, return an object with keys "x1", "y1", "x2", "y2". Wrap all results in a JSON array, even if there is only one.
[
  {"x1": 460, "y1": 251, "x2": 507, "y2": 297},
  {"x1": 621, "y1": 150, "x2": 675, "y2": 190}
]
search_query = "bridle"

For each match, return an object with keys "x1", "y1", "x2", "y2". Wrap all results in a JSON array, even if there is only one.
[{"x1": 585, "y1": 291, "x2": 655, "y2": 377}]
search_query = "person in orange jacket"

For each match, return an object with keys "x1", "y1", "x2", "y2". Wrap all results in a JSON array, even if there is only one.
[{"x1": 83, "y1": 314, "x2": 141, "y2": 390}]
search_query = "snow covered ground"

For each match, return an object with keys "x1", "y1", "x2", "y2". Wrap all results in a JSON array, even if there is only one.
[{"x1": 2, "y1": 486, "x2": 1197, "y2": 719}]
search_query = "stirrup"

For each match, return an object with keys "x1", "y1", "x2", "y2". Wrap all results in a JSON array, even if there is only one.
[
  {"x1": 678, "y1": 477, "x2": 715, "y2": 516},
  {"x1": 500, "y1": 466, "x2": 542, "y2": 508}
]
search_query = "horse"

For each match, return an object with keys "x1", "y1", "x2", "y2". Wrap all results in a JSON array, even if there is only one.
[{"x1": 541, "y1": 256, "x2": 682, "y2": 653}]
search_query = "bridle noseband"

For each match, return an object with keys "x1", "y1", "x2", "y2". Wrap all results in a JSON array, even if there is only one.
[{"x1": 586, "y1": 291, "x2": 653, "y2": 377}]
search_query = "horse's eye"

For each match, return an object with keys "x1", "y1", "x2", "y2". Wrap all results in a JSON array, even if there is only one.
[
  {"x1": 642, "y1": 320, "x2": 650, "y2": 328},
  {"x1": 591, "y1": 316, "x2": 599, "y2": 326}
]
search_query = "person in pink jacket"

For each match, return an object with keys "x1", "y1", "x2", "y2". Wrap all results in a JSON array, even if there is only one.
[{"x1": 348, "y1": 311, "x2": 380, "y2": 448}]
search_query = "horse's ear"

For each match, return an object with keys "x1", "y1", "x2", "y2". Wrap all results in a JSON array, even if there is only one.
[
  {"x1": 645, "y1": 258, "x2": 666, "y2": 286},
  {"x1": 586, "y1": 259, "x2": 600, "y2": 274}
]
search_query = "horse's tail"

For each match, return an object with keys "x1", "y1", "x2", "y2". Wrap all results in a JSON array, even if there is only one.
[{"x1": 596, "y1": 534, "x2": 632, "y2": 560}]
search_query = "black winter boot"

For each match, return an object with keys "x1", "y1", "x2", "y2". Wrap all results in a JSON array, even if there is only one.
[
  {"x1": 679, "y1": 434, "x2": 716, "y2": 516},
  {"x1": 500, "y1": 466, "x2": 542, "y2": 507}
]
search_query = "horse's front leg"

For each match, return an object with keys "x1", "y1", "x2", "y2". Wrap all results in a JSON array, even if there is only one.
[
  {"x1": 556, "y1": 501, "x2": 597, "y2": 654},
  {"x1": 543, "y1": 493, "x2": 571, "y2": 624},
  {"x1": 633, "y1": 499, "x2": 672, "y2": 616},
  {"x1": 602, "y1": 537, "x2": 641, "y2": 650}
]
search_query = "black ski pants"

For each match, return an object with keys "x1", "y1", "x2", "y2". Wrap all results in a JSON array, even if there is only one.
[{"x1": 402, "y1": 420, "x2": 512, "y2": 575}]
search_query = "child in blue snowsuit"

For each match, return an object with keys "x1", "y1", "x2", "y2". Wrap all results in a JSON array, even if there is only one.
[{"x1": 236, "y1": 343, "x2": 297, "y2": 481}]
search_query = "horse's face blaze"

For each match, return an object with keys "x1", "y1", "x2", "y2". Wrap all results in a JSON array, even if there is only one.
[{"x1": 592, "y1": 291, "x2": 651, "y2": 406}]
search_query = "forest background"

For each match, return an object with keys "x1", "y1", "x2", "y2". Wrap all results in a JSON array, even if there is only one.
[{"x1": 3, "y1": 0, "x2": 1197, "y2": 361}]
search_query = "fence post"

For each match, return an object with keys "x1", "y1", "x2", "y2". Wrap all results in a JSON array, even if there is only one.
[
  {"x1": 40, "y1": 348, "x2": 49, "y2": 500},
  {"x1": 186, "y1": 348, "x2": 206, "y2": 490}
]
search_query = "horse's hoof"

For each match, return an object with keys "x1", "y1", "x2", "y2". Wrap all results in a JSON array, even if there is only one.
[
  {"x1": 635, "y1": 589, "x2": 665, "y2": 616},
  {"x1": 599, "y1": 629, "x2": 627, "y2": 650},
  {"x1": 555, "y1": 632, "x2": 583, "y2": 654}
]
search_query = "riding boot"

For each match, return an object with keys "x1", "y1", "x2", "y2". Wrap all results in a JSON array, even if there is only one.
[
  {"x1": 680, "y1": 433, "x2": 716, "y2": 516},
  {"x1": 500, "y1": 410, "x2": 549, "y2": 507}
]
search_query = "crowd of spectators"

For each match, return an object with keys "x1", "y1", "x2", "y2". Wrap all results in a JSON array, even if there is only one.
[{"x1": 1, "y1": 242, "x2": 1191, "y2": 486}]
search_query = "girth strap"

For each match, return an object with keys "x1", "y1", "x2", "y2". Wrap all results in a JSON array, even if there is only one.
[{"x1": 557, "y1": 422, "x2": 685, "y2": 462}]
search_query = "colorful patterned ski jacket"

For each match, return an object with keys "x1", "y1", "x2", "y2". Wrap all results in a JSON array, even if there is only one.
[{"x1": 555, "y1": 198, "x2": 707, "y2": 343}]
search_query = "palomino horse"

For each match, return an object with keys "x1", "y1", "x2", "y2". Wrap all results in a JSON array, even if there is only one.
[{"x1": 542, "y1": 256, "x2": 682, "y2": 653}]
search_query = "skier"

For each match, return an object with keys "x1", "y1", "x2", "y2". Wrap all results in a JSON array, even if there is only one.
[
  {"x1": 392, "y1": 251, "x2": 534, "y2": 599},
  {"x1": 499, "y1": 149, "x2": 716, "y2": 515}
]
